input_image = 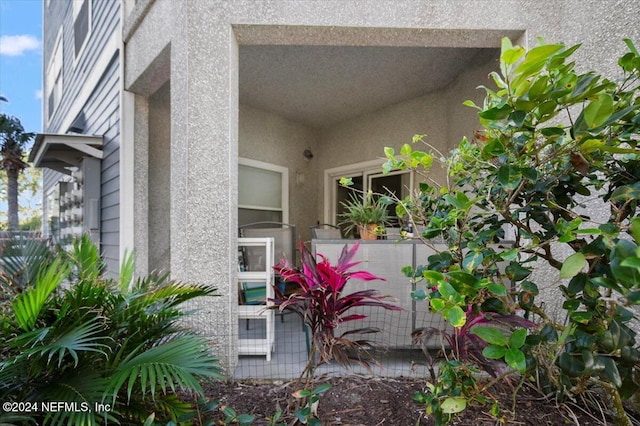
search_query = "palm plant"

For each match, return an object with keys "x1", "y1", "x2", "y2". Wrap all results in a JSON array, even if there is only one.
[
  {"x1": 0, "y1": 114, "x2": 34, "y2": 231},
  {"x1": 338, "y1": 190, "x2": 390, "y2": 239},
  {"x1": 0, "y1": 235, "x2": 222, "y2": 425}
]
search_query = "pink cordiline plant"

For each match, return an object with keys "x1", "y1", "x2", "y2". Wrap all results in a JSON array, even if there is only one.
[{"x1": 272, "y1": 241, "x2": 402, "y2": 376}]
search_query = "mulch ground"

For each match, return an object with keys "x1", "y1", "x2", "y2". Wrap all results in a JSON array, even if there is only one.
[{"x1": 203, "y1": 375, "x2": 621, "y2": 425}]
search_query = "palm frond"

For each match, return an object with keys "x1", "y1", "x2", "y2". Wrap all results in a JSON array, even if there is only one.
[
  {"x1": 118, "y1": 249, "x2": 135, "y2": 292},
  {"x1": 106, "y1": 335, "x2": 222, "y2": 402},
  {"x1": 0, "y1": 413, "x2": 36, "y2": 425},
  {"x1": 11, "y1": 258, "x2": 69, "y2": 331},
  {"x1": 24, "y1": 319, "x2": 109, "y2": 367},
  {"x1": 70, "y1": 234, "x2": 104, "y2": 281},
  {"x1": 0, "y1": 237, "x2": 53, "y2": 290},
  {"x1": 37, "y1": 368, "x2": 118, "y2": 426}
]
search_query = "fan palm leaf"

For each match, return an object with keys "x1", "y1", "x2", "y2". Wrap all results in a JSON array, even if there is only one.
[
  {"x1": 11, "y1": 258, "x2": 69, "y2": 331},
  {"x1": 70, "y1": 234, "x2": 104, "y2": 281},
  {"x1": 38, "y1": 369, "x2": 115, "y2": 426},
  {"x1": 106, "y1": 335, "x2": 222, "y2": 402},
  {"x1": 0, "y1": 237, "x2": 53, "y2": 291},
  {"x1": 23, "y1": 319, "x2": 109, "y2": 367}
]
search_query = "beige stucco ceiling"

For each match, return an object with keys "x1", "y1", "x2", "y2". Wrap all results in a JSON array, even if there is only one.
[{"x1": 239, "y1": 45, "x2": 498, "y2": 129}]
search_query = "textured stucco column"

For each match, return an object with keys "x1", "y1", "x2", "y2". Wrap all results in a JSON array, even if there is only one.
[
  {"x1": 133, "y1": 94, "x2": 149, "y2": 277},
  {"x1": 168, "y1": 2, "x2": 239, "y2": 372}
]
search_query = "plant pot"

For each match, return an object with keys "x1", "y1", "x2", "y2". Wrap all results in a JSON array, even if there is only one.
[{"x1": 358, "y1": 224, "x2": 379, "y2": 240}]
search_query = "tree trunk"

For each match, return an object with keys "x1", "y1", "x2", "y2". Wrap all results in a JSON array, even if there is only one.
[{"x1": 7, "y1": 167, "x2": 19, "y2": 232}]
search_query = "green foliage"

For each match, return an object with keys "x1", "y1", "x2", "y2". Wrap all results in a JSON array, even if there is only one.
[
  {"x1": 387, "y1": 37, "x2": 640, "y2": 424},
  {"x1": 0, "y1": 164, "x2": 43, "y2": 230},
  {"x1": 412, "y1": 360, "x2": 482, "y2": 426},
  {"x1": 0, "y1": 114, "x2": 36, "y2": 231},
  {"x1": 338, "y1": 189, "x2": 390, "y2": 238},
  {"x1": 0, "y1": 235, "x2": 222, "y2": 425},
  {"x1": 292, "y1": 383, "x2": 331, "y2": 426}
]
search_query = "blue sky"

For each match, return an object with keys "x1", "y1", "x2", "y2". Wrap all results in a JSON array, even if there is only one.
[
  {"x1": 0, "y1": 0, "x2": 43, "y2": 136},
  {"x1": 0, "y1": 0, "x2": 43, "y2": 223}
]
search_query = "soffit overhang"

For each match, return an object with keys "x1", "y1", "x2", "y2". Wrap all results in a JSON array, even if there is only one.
[{"x1": 29, "y1": 133, "x2": 104, "y2": 175}]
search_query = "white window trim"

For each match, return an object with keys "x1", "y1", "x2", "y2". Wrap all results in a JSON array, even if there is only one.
[
  {"x1": 323, "y1": 159, "x2": 413, "y2": 224},
  {"x1": 72, "y1": 0, "x2": 93, "y2": 67},
  {"x1": 238, "y1": 157, "x2": 289, "y2": 223},
  {"x1": 46, "y1": 29, "x2": 63, "y2": 126}
]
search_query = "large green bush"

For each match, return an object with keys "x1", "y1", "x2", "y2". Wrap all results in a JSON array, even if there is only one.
[
  {"x1": 384, "y1": 38, "x2": 640, "y2": 425},
  {"x1": 0, "y1": 236, "x2": 222, "y2": 425}
]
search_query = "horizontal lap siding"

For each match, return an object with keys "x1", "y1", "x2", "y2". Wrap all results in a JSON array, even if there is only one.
[
  {"x1": 43, "y1": 0, "x2": 121, "y2": 276},
  {"x1": 85, "y1": 59, "x2": 120, "y2": 276}
]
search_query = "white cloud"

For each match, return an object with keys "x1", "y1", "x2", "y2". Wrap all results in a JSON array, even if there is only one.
[
  {"x1": 35, "y1": 89, "x2": 42, "y2": 100},
  {"x1": 0, "y1": 35, "x2": 41, "y2": 56}
]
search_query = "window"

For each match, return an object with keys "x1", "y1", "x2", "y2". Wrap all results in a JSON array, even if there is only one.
[
  {"x1": 46, "y1": 30, "x2": 63, "y2": 121},
  {"x1": 45, "y1": 185, "x2": 61, "y2": 240},
  {"x1": 73, "y1": 0, "x2": 92, "y2": 59},
  {"x1": 325, "y1": 160, "x2": 412, "y2": 227},
  {"x1": 238, "y1": 158, "x2": 289, "y2": 226}
]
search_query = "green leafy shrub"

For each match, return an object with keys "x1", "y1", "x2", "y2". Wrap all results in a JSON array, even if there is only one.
[
  {"x1": 384, "y1": 37, "x2": 640, "y2": 424},
  {"x1": 0, "y1": 235, "x2": 222, "y2": 425}
]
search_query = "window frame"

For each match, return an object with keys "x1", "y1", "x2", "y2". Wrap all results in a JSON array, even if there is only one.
[
  {"x1": 323, "y1": 160, "x2": 413, "y2": 225},
  {"x1": 72, "y1": 0, "x2": 93, "y2": 66},
  {"x1": 238, "y1": 157, "x2": 289, "y2": 224},
  {"x1": 46, "y1": 29, "x2": 63, "y2": 124}
]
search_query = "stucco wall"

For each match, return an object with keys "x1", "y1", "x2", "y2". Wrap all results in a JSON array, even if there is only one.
[
  {"x1": 148, "y1": 82, "x2": 171, "y2": 272},
  {"x1": 123, "y1": 0, "x2": 640, "y2": 371},
  {"x1": 239, "y1": 104, "x2": 320, "y2": 244},
  {"x1": 316, "y1": 49, "x2": 499, "y2": 219}
]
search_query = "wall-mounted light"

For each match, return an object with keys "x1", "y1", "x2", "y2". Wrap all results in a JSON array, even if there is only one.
[{"x1": 303, "y1": 149, "x2": 313, "y2": 161}]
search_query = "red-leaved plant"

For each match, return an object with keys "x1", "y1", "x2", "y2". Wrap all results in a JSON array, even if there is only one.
[{"x1": 272, "y1": 242, "x2": 402, "y2": 378}]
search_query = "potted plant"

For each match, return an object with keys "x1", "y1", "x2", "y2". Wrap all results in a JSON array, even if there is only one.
[{"x1": 338, "y1": 190, "x2": 389, "y2": 239}]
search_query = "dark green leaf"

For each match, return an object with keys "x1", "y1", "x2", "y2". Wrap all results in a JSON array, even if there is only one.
[
  {"x1": 479, "y1": 104, "x2": 513, "y2": 120},
  {"x1": 540, "y1": 324, "x2": 558, "y2": 342},
  {"x1": 521, "y1": 167, "x2": 538, "y2": 181},
  {"x1": 482, "y1": 139, "x2": 505, "y2": 156},
  {"x1": 562, "y1": 299, "x2": 581, "y2": 311},
  {"x1": 497, "y1": 165, "x2": 522, "y2": 191},
  {"x1": 506, "y1": 262, "x2": 532, "y2": 281},
  {"x1": 482, "y1": 297, "x2": 508, "y2": 315},
  {"x1": 520, "y1": 280, "x2": 539, "y2": 295},
  {"x1": 610, "y1": 240, "x2": 640, "y2": 288},
  {"x1": 411, "y1": 289, "x2": 427, "y2": 301},
  {"x1": 508, "y1": 110, "x2": 527, "y2": 127},
  {"x1": 570, "y1": 311, "x2": 592, "y2": 324},
  {"x1": 599, "y1": 356, "x2": 622, "y2": 388},
  {"x1": 558, "y1": 352, "x2": 585, "y2": 377}
]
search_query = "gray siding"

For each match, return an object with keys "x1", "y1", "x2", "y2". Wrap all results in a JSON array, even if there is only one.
[{"x1": 42, "y1": 0, "x2": 121, "y2": 275}]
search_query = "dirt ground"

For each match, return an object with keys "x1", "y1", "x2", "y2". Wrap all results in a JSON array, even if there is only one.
[{"x1": 204, "y1": 375, "x2": 619, "y2": 425}]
